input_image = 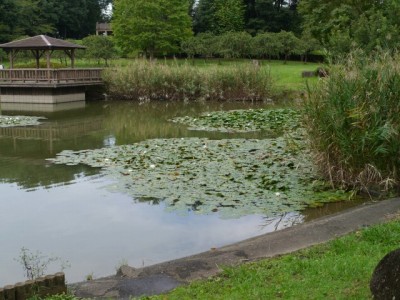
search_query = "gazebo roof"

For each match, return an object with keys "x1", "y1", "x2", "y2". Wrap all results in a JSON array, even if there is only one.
[{"x1": 0, "y1": 35, "x2": 86, "y2": 50}]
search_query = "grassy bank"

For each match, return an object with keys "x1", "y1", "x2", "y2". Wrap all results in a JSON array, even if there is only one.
[{"x1": 146, "y1": 216, "x2": 400, "y2": 300}]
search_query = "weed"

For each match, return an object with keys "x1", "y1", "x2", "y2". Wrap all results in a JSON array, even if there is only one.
[
  {"x1": 16, "y1": 247, "x2": 70, "y2": 280},
  {"x1": 102, "y1": 59, "x2": 274, "y2": 101}
]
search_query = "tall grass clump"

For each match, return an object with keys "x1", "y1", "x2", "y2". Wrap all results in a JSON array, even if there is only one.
[
  {"x1": 102, "y1": 59, "x2": 274, "y2": 101},
  {"x1": 304, "y1": 51, "x2": 400, "y2": 196}
]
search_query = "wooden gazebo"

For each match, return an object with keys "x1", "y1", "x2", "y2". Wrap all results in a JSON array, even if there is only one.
[
  {"x1": 0, "y1": 35, "x2": 86, "y2": 69},
  {"x1": 0, "y1": 35, "x2": 103, "y2": 105}
]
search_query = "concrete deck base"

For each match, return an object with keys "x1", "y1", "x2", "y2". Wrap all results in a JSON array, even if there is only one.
[{"x1": 0, "y1": 86, "x2": 86, "y2": 104}]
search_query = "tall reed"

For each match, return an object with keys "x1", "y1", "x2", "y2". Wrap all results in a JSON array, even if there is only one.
[
  {"x1": 304, "y1": 51, "x2": 400, "y2": 196},
  {"x1": 102, "y1": 59, "x2": 274, "y2": 101}
]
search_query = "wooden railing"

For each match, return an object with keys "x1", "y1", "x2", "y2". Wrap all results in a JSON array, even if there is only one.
[{"x1": 0, "y1": 68, "x2": 103, "y2": 84}]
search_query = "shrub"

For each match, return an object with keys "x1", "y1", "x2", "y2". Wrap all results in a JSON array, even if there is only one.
[{"x1": 304, "y1": 51, "x2": 400, "y2": 196}]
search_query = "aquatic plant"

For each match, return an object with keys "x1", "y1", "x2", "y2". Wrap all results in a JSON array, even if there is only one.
[
  {"x1": 0, "y1": 115, "x2": 45, "y2": 127},
  {"x1": 170, "y1": 108, "x2": 301, "y2": 134},
  {"x1": 48, "y1": 135, "x2": 347, "y2": 218}
]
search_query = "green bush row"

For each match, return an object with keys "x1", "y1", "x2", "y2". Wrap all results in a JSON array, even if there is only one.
[
  {"x1": 103, "y1": 60, "x2": 274, "y2": 101},
  {"x1": 304, "y1": 51, "x2": 400, "y2": 196}
]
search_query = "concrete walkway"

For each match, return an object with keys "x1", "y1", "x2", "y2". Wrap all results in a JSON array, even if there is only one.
[{"x1": 70, "y1": 198, "x2": 400, "y2": 299}]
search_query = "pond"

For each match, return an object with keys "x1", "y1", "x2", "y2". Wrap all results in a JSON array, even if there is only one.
[{"x1": 0, "y1": 100, "x2": 365, "y2": 286}]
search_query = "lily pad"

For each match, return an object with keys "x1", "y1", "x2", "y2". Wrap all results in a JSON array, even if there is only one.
[
  {"x1": 169, "y1": 108, "x2": 301, "y2": 134},
  {"x1": 0, "y1": 115, "x2": 45, "y2": 127},
  {"x1": 48, "y1": 132, "x2": 349, "y2": 218}
]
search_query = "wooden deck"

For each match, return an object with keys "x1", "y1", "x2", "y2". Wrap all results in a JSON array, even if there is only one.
[{"x1": 0, "y1": 68, "x2": 103, "y2": 88}]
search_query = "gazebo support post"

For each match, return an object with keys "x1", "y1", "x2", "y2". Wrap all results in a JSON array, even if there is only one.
[
  {"x1": 9, "y1": 50, "x2": 14, "y2": 69},
  {"x1": 46, "y1": 50, "x2": 51, "y2": 68},
  {"x1": 71, "y1": 49, "x2": 75, "y2": 68},
  {"x1": 31, "y1": 50, "x2": 40, "y2": 68},
  {"x1": 64, "y1": 49, "x2": 76, "y2": 68}
]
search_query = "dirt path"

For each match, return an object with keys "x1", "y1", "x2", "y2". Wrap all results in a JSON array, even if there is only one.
[{"x1": 70, "y1": 198, "x2": 400, "y2": 299}]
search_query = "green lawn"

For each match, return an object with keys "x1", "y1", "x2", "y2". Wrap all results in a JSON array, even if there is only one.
[
  {"x1": 73, "y1": 57, "x2": 320, "y2": 91},
  {"x1": 133, "y1": 58, "x2": 320, "y2": 91},
  {"x1": 145, "y1": 216, "x2": 400, "y2": 300}
]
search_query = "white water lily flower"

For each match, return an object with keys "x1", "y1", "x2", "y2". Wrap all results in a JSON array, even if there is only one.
[
  {"x1": 275, "y1": 192, "x2": 281, "y2": 196},
  {"x1": 149, "y1": 164, "x2": 156, "y2": 169}
]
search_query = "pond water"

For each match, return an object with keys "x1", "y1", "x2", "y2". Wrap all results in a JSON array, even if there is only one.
[{"x1": 0, "y1": 100, "x2": 365, "y2": 285}]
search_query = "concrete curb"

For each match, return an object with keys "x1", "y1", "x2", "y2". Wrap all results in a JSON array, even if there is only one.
[{"x1": 70, "y1": 198, "x2": 400, "y2": 298}]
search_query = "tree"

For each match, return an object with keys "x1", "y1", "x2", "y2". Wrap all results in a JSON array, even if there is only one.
[
  {"x1": 0, "y1": 0, "x2": 19, "y2": 43},
  {"x1": 82, "y1": 35, "x2": 116, "y2": 66},
  {"x1": 251, "y1": 32, "x2": 282, "y2": 59},
  {"x1": 352, "y1": 8, "x2": 400, "y2": 53},
  {"x1": 298, "y1": 0, "x2": 400, "y2": 53},
  {"x1": 113, "y1": 0, "x2": 192, "y2": 58},
  {"x1": 181, "y1": 36, "x2": 200, "y2": 59},
  {"x1": 194, "y1": 0, "x2": 245, "y2": 34},
  {"x1": 0, "y1": 0, "x2": 110, "y2": 41},
  {"x1": 13, "y1": 0, "x2": 57, "y2": 37},
  {"x1": 213, "y1": 0, "x2": 245, "y2": 34},
  {"x1": 298, "y1": 30, "x2": 321, "y2": 63},
  {"x1": 276, "y1": 30, "x2": 301, "y2": 63},
  {"x1": 243, "y1": 0, "x2": 301, "y2": 35},
  {"x1": 195, "y1": 33, "x2": 219, "y2": 58},
  {"x1": 216, "y1": 32, "x2": 252, "y2": 59}
]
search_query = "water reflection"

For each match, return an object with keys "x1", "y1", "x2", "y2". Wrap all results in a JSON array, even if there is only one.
[
  {"x1": 0, "y1": 176, "x2": 275, "y2": 285},
  {"x1": 261, "y1": 212, "x2": 304, "y2": 231},
  {"x1": 0, "y1": 101, "x2": 269, "y2": 189},
  {"x1": 0, "y1": 100, "x2": 368, "y2": 286},
  {"x1": 0, "y1": 101, "x2": 86, "y2": 112}
]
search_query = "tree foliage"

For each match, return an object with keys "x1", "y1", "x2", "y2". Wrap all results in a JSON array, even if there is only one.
[
  {"x1": 82, "y1": 35, "x2": 116, "y2": 66},
  {"x1": 251, "y1": 32, "x2": 282, "y2": 59},
  {"x1": 0, "y1": 0, "x2": 112, "y2": 42},
  {"x1": 298, "y1": 0, "x2": 400, "y2": 55},
  {"x1": 180, "y1": 31, "x2": 317, "y2": 62},
  {"x1": 244, "y1": 0, "x2": 301, "y2": 35},
  {"x1": 113, "y1": 0, "x2": 192, "y2": 58},
  {"x1": 194, "y1": 0, "x2": 245, "y2": 34},
  {"x1": 217, "y1": 32, "x2": 252, "y2": 59}
]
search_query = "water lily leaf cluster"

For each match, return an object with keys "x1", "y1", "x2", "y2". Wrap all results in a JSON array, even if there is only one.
[
  {"x1": 170, "y1": 108, "x2": 301, "y2": 133},
  {"x1": 48, "y1": 134, "x2": 347, "y2": 218},
  {"x1": 0, "y1": 115, "x2": 45, "y2": 127}
]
